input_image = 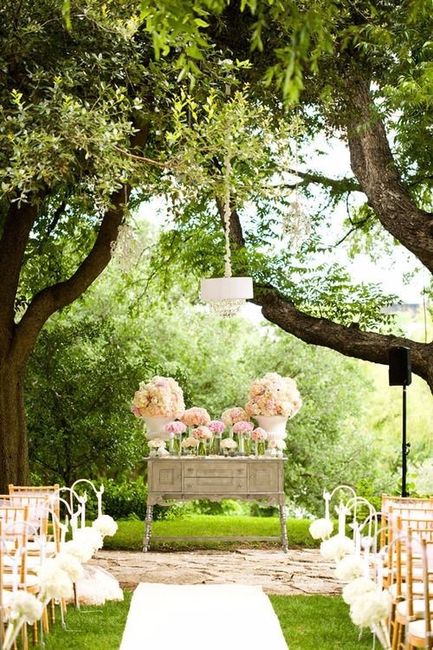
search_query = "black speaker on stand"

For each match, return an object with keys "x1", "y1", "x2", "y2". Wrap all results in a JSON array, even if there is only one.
[{"x1": 388, "y1": 346, "x2": 412, "y2": 497}]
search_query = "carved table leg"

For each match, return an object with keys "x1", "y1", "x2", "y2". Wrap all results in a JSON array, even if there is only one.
[
  {"x1": 279, "y1": 504, "x2": 288, "y2": 553},
  {"x1": 143, "y1": 503, "x2": 154, "y2": 552}
]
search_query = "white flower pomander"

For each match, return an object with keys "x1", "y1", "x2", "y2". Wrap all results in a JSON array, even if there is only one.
[
  {"x1": 92, "y1": 514, "x2": 118, "y2": 537},
  {"x1": 320, "y1": 534, "x2": 354, "y2": 562},
  {"x1": 38, "y1": 560, "x2": 74, "y2": 600},
  {"x1": 335, "y1": 554, "x2": 366, "y2": 582},
  {"x1": 7, "y1": 591, "x2": 44, "y2": 624},
  {"x1": 54, "y1": 552, "x2": 84, "y2": 582},
  {"x1": 309, "y1": 518, "x2": 334, "y2": 540},
  {"x1": 350, "y1": 589, "x2": 392, "y2": 628},
  {"x1": 148, "y1": 438, "x2": 166, "y2": 449},
  {"x1": 221, "y1": 438, "x2": 238, "y2": 450},
  {"x1": 63, "y1": 539, "x2": 94, "y2": 563},
  {"x1": 74, "y1": 526, "x2": 104, "y2": 552},
  {"x1": 342, "y1": 577, "x2": 377, "y2": 605}
]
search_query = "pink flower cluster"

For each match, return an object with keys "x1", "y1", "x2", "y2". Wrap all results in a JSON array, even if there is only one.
[
  {"x1": 181, "y1": 407, "x2": 211, "y2": 427},
  {"x1": 131, "y1": 376, "x2": 185, "y2": 418},
  {"x1": 164, "y1": 421, "x2": 187, "y2": 436},
  {"x1": 232, "y1": 421, "x2": 254, "y2": 435},
  {"x1": 251, "y1": 427, "x2": 267, "y2": 442},
  {"x1": 245, "y1": 372, "x2": 302, "y2": 418},
  {"x1": 208, "y1": 420, "x2": 225, "y2": 435},
  {"x1": 221, "y1": 407, "x2": 250, "y2": 427},
  {"x1": 192, "y1": 426, "x2": 213, "y2": 441}
]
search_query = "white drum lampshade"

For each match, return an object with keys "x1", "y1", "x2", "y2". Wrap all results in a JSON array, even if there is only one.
[{"x1": 200, "y1": 276, "x2": 254, "y2": 317}]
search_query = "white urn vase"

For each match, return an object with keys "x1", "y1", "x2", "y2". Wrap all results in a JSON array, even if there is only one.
[
  {"x1": 255, "y1": 415, "x2": 288, "y2": 439},
  {"x1": 143, "y1": 416, "x2": 173, "y2": 440}
]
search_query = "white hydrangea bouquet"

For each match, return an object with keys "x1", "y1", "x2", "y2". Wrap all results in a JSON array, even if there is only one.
[
  {"x1": 245, "y1": 372, "x2": 302, "y2": 418},
  {"x1": 131, "y1": 376, "x2": 185, "y2": 418}
]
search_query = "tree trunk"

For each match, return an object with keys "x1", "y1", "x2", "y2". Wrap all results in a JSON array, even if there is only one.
[{"x1": 0, "y1": 363, "x2": 29, "y2": 492}]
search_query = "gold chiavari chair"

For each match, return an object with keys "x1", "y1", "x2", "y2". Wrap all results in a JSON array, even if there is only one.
[
  {"x1": 389, "y1": 517, "x2": 433, "y2": 650},
  {"x1": 0, "y1": 505, "x2": 35, "y2": 650},
  {"x1": 0, "y1": 520, "x2": 5, "y2": 649},
  {"x1": 406, "y1": 538, "x2": 433, "y2": 649},
  {"x1": 6, "y1": 489, "x2": 66, "y2": 629},
  {"x1": 8, "y1": 485, "x2": 61, "y2": 552},
  {"x1": 381, "y1": 495, "x2": 433, "y2": 550}
]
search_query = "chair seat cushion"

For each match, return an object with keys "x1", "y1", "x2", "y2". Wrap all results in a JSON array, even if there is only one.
[
  {"x1": 396, "y1": 598, "x2": 433, "y2": 619},
  {"x1": 2, "y1": 573, "x2": 39, "y2": 589},
  {"x1": 408, "y1": 618, "x2": 432, "y2": 641},
  {"x1": 389, "y1": 581, "x2": 432, "y2": 598}
]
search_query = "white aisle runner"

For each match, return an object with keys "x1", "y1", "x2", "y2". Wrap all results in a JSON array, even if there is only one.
[{"x1": 120, "y1": 583, "x2": 288, "y2": 650}]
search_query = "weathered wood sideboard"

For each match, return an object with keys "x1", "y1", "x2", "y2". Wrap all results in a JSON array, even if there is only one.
[{"x1": 143, "y1": 457, "x2": 288, "y2": 552}]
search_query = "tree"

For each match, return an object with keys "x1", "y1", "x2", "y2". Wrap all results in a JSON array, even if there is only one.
[
  {"x1": 0, "y1": 1, "x2": 159, "y2": 489},
  {"x1": 2, "y1": 0, "x2": 433, "y2": 490},
  {"x1": 145, "y1": 0, "x2": 433, "y2": 389}
]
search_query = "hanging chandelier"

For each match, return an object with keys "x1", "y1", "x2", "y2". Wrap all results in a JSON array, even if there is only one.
[
  {"x1": 200, "y1": 276, "x2": 253, "y2": 317},
  {"x1": 200, "y1": 155, "x2": 253, "y2": 317}
]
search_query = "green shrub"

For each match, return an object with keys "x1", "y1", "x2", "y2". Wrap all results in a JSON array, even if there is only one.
[{"x1": 99, "y1": 478, "x2": 185, "y2": 520}]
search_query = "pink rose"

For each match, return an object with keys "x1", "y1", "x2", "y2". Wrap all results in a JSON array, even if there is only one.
[
  {"x1": 208, "y1": 420, "x2": 225, "y2": 435},
  {"x1": 192, "y1": 426, "x2": 212, "y2": 441},
  {"x1": 232, "y1": 421, "x2": 254, "y2": 435},
  {"x1": 251, "y1": 427, "x2": 267, "y2": 442},
  {"x1": 181, "y1": 407, "x2": 211, "y2": 427},
  {"x1": 221, "y1": 407, "x2": 250, "y2": 426},
  {"x1": 165, "y1": 421, "x2": 187, "y2": 435}
]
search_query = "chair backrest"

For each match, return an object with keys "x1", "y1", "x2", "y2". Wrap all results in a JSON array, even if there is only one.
[
  {"x1": 0, "y1": 519, "x2": 4, "y2": 647},
  {"x1": 0, "y1": 504, "x2": 29, "y2": 586},
  {"x1": 8, "y1": 484, "x2": 60, "y2": 494},
  {"x1": 421, "y1": 539, "x2": 433, "y2": 649},
  {"x1": 8, "y1": 485, "x2": 61, "y2": 549},
  {"x1": 380, "y1": 496, "x2": 433, "y2": 548}
]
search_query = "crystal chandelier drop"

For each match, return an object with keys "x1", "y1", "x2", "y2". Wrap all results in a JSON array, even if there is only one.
[{"x1": 200, "y1": 155, "x2": 253, "y2": 317}]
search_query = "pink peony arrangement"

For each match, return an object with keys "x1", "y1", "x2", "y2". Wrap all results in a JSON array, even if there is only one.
[
  {"x1": 208, "y1": 420, "x2": 225, "y2": 435},
  {"x1": 245, "y1": 372, "x2": 302, "y2": 418},
  {"x1": 221, "y1": 407, "x2": 250, "y2": 427},
  {"x1": 131, "y1": 376, "x2": 185, "y2": 418},
  {"x1": 192, "y1": 425, "x2": 213, "y2": 441},
  {"x1": 232, "y1": 421, "x2": 254, "y2": 435},
  {"x1": 164, "y1": 421, "x2": 187, "y2": 436},
  {"x1": 181, "y1": 436, "x2": 199, "y2": 449},
  {"x1": 251, "y1": 427, "x2": 268, "y2": 442},
  {"x1": 181, "y1": 407, "x2": 211, "y2": 427}
]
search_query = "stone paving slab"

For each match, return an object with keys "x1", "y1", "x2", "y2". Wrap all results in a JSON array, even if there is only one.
[{"x1": 91, "y1": 548, "x2": 340, "y2": 596}]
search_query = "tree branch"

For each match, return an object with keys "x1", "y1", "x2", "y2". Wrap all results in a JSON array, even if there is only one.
[
  {"x1": 280, "y1": 169, "x2": 361, "y2": 194},
  {"x1": 254, "y1": 285, "x2": 432, "y2": 382},
  {"x1": 332, "y1": 214, "x2": 372, "y2": 247},
  {"x1": 10, "y1": 126, "x2": 150, "y2": 368},
  {"x1": 225, "y1": 205, "x2": 433, "y2": 388},
  {"x1": 0, "y1": 201, "x2": 38, "y2": 353},
  {"x1": 215, "y1": 197, "x2": 246, "y2": 247},
  {"x1": 12, "y1": 186, "x2": 129, "y2": 367},
  {"x1": 345, "y1": 73, "x2": 433, "y2": 272}
]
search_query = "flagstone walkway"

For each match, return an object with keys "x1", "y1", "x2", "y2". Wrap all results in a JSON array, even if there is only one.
[{"x1": 92, "y1": 548, "x2": 339, "y2": 596}]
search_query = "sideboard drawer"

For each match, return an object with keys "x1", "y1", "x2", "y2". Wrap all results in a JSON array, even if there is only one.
[
  {"x1": 183, "y1": 461, "x2": 246, "y2": 479},
  {"x1": 150, "y1": 461, "x2": 182, "y2": 492},
  {"x1": 248, "y1": 463, "x2": 280, "y2": 492},
  {"x1": 183, "y1": 476, "x2": 247, "y2": 493}
]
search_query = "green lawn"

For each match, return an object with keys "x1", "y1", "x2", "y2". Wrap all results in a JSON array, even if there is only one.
[
  {"x1": 104, "y1": 515, "x2": 318, "y2": 551},
  {"x1": 42, "y1": 593, "x2": 371, "y2": 650}
]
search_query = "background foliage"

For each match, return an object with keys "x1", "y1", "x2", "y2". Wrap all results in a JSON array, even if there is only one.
[{"x1": 25, "y1": 224, "x2": 415, "y2": 515}]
